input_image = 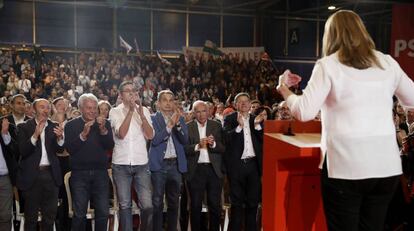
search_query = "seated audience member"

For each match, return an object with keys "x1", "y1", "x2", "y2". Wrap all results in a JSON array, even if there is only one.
[{"x1": 275, "y1": 101, "x2": 292, "y2": 120}]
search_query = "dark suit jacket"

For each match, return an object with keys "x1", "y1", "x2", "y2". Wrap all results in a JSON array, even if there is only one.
[
  {"x1": 1, "y1": 134, "x2": 17, "y2": 185},
  {"x1": 223, "y1": 112, "x2": 263, "y2": 176},
  {"x1": 0, "y1": 114, "x2": 30, "y2": 162},
  {"x1": 149, "y1": 112, "x2": 189, "y2": 173},
  {"x1": 16, "y1": 119, "x2": 63, "y2": 190},
  {"x1": 185, "y1": 119, "x2": 225, "y2": 181}
]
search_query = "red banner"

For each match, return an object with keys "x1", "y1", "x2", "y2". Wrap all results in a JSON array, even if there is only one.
[{"x1": 390, "y1": 4, "x2": 414, "y2": 80}]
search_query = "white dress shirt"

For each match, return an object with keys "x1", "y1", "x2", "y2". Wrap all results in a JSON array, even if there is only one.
[
  {"x1": 17, "y1": 79, "x2": 31, "y2": 93},
  {"x1": 235, "y1": 113, "x2": 262, "y2": 159},
  {"x1": 163, "y1": 114, "x2": 178, "y2": 159},
  {"x1": 286, "y1": 51, "x2": 414, "y2": 180},
  {"x1": 194, "y1": 121, "x2": 211, "y2": 163},
  {"x1": 31, "y1": 120, "x2": 64, "y2": 166},
  {"x1": 13, "y1": 114, "x2": 25, "y2": 125},
  {"x1": 0, "y1": 133, "x2": 11, "y2": 175},
  {"x1": 109, "y1": 103, "x2": 154, "y2": 165}
]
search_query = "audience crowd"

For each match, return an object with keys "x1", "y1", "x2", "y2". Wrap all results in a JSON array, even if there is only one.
[{"x1": 0, "y1": 47, "x2": 413, "y2": 231}]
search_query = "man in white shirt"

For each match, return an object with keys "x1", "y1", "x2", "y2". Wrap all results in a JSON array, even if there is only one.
[
  {"x1": 17, "y1": 73, "x2": 31, "y2": 95},
  {"x1": 109, "y1": 81, "x2": 154, "y2": 231},
  {"x1": 223, "y1": 92, "x2": 265, "y2": 231}
]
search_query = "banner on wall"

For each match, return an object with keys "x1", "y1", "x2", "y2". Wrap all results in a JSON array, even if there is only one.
[
  {"x1": 390, "y1": 4, "x2": 414, "y2": 80},
  {"x1": 183, "y1": 46, "x2": 264, "y2": 61}
]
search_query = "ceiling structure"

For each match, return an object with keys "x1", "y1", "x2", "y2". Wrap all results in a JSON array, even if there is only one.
[
  {"x1": 26, "y1": 0, "x2": 414, "y2": 22},
  {"x1": 95, "y1": 0, "x2": 412, "y2": 22}
]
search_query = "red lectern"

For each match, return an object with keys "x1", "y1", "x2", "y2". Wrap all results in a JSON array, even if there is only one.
[{"x1": 262, "y1": 120, "x2": 327, "y2": 231}]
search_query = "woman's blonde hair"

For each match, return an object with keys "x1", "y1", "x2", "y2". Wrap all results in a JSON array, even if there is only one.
[{"x1": 322, "y1": 10, "x2": 382, "y2": 69}]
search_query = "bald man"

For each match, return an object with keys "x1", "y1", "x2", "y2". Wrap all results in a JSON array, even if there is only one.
[
  {"x1": 17, "y1": 99, "x2": 64, "y2": 231},
  {"x1": 185, "y1": 101, "x2": 225, "y2": 231}
]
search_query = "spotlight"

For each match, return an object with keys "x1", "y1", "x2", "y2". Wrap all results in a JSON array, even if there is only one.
[{"x1": 328, "y1": 5, "x2": 336, "y2": 10}]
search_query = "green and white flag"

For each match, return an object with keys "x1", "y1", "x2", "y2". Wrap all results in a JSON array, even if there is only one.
[{"x1": 203, "y1": 40, "x2": 223, "y2": 56}]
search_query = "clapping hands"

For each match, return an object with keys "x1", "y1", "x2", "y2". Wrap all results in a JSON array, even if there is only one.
[{"x1": 254, "y1": 110, "x2": 267, "y2": 125}]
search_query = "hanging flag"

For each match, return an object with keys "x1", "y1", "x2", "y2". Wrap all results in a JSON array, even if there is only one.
[
  {"x1": 203, "y1": 40, "x2": 223, "y2": 56},
  {"x1": 134, "y1": 38, "x2": 140, "y2": 55},
  {"x1": 156, "y1": 51, "x2": 172, "y2": 66},
  {"x1": 119, "y1": 36, "x2": 133, "y2": 54}
]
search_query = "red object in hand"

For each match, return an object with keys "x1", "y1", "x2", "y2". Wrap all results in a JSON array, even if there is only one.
[{"x1": 283, "y1": 70, "x2": 302, "y2": 87}]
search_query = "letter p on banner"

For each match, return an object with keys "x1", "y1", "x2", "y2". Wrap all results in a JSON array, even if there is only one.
[{"x1": 390, "y1": 4, "x2": 414, "y2": 80}]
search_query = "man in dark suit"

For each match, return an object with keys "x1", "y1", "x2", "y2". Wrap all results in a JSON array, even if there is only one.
[
  {"x1": 149, "y1": 90, "x2": 188, "y2": 231},
  {"x1": 185, "y1": 100, "x2": 225, "y2": 231},
  {"x1": 223, "y1": 92, "x2": 266, "y2": 231},
  {"x1": 17, "y1": 98, "x2": 64, "y2": 231},
  {"x1": 0, "y1": 117, "x2": 17, "y2": 231},
  {"x1": 1, "y1": 94, "x2": 30, "y2": 230},
  {"x1": 1, "y1": 94, "x2": 30, "y2": 160}
]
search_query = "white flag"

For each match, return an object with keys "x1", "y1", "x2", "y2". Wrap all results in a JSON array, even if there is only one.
[
  {"x1": 134, "y1": 38, "x2": 140, "y2": 55},
  {"x1": 156, "y1": 51, "x2": 171, "y2": 66},
  {"x1": 119, "y1": 36, "x2": 133, "y2": 54}
]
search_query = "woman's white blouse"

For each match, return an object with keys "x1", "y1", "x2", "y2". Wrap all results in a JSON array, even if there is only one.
[{"x1": 286, "y1": 51, "x2": 414, "y2": 179}]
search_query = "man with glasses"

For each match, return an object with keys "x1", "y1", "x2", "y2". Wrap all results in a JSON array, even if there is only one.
[{"x1": 109, "y1": 81, "x2": 154, "y2": 231}]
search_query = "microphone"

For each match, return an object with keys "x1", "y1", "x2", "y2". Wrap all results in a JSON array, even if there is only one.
[{"x1": 283, "y1": 120, "x2": 295, "y2": 136}]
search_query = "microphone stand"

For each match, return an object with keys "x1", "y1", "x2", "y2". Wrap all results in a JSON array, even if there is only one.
[{"x1": 284, "y1": 120, "x2": 295, "y2": 136}]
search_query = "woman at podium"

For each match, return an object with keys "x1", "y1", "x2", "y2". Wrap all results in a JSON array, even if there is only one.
[{"x1": 277, "y1": 10, "x2": 414, "y2": 231}]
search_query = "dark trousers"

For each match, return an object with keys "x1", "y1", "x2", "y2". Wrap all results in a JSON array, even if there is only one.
[
  {"x1": 22, "y1": 169, "x2": 59, "y2": 231},
  {"x1": 0, "y1": 175, "x2": 13, "y2": 231},
  {"x1": 188, "y1": 164, "x2": 223, "y2": 231},
  {"x1": 69, "y1": 169, "x2": 109, "y2": 231},
  {"x1": 321, "y1": 163, "x2": 399, "y2": 231},
  {"x1": 151, "y1": 159, "x2": 182, "y2": 231},
  {"x1": 228, "y1": 159, "x2": 260, "y2": 231}
]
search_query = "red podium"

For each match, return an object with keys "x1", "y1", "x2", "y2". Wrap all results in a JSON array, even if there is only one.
[{"x1": 262, "y1": 120, "x2": 327, "y2": 231}]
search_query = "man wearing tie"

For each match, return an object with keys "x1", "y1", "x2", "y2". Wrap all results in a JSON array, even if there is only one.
[
  {"x1": 185, "y1": 101, "x2": 225, "y2": 231},
  {"x1": 149, "y1": 90, "x2": 188, "y2": 231},
  {"x1": 16, "y1": 99, "x2": 64, "y2": 231},
  {"x1": 223, "y1": 92, "x2": 265, "y2": 231}
]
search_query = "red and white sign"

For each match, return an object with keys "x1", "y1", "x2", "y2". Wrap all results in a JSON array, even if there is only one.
[{"x1": 390, "y1": 4, "x2": 414, "y2": 80}]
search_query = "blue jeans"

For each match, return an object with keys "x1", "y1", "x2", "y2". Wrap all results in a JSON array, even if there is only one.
[
  {"x1": 151, "y1": 159, "x2": 182, "y2": 231},
  {"x1": 70, "y1": 169, "x2": 109, "y2": 231},
  {"x1": 0, "y1": 175, "x2": 12, "y2": 231},
  {"x1": 112, "y1": 164, "x2": 153, "y2": 231}
]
